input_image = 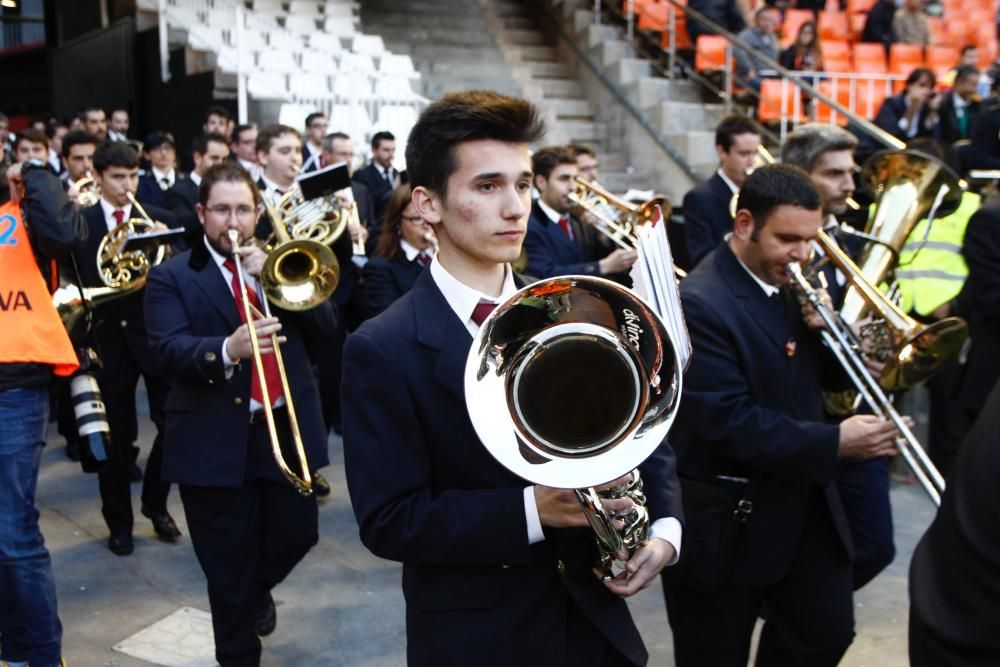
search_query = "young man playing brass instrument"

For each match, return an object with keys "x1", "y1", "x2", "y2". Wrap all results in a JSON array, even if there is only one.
[
  {"x1": 144, "y1": 162, "x2": 336, "y2": 667},
  {"x1": 341, "y1": 90, "x2": 682, "y2": 667}
]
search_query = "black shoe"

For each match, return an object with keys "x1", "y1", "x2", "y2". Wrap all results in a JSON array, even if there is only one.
[
  {"x1": 65, "y1": 439, "x2": 81, "y2": 462},
  {"x1": 312, "y1": 471, "x2": 331, "y2": 498},
  {"x1": 141, "y1": 505, "x2": 182, "y2": 542},
  {"x1": 255, "y1": 592, "x2": 276, "y2": 637},
  {"x1": 107, "y1": 532, "x2": 134, "y2": 556},
  {"x1": 130, "y1": 463, "x2": 142, "y2": 483}
]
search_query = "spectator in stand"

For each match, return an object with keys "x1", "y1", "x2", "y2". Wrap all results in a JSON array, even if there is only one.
[
  {"x1": 862, "y1": 0, "x2": 898, "y2": 53},
  {"x1": 734, "y1": 7, "x2": 780, "y2": 91},
  {"x1": 939, "y1": 65, "x2": 981, "y2": 144},
  {"x1": 872, "y1": 68, "x2": 941, "y2": 143},
  {"x1": 965, "y1": 75, "x2": 1000, "y2": 170},
  {"x1": 687, "y1": 0, "x2": 750, "y2": 43},
  {"x1": 941, "y1": 46, "x2": 981, "y2": 88},
  {"x1": 893, "y1": 0, "x2": 931, "y2": 47},
  {"x1": 779, "y1": 21, "x2": 825, "y2": 72}
]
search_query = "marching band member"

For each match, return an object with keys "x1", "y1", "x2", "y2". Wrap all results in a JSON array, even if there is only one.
[
  {"x1": 73, "y1": 142, "x2": 177, "y2": 556},
  {"x1": 164, "y1": 132, "x2": 231, "y2": 246},
  {"x1": 1, "y1": 153, "x2": 84, "y2": 667},
  {"x1": 341, "y1": 90, "x2": 681, "y2": 667},
  {"x1": 661, "y1": 164, "x2": 902, "y2": 667},
  {"x1": 144, "y1": 161, "x2": 335, "y2": 667},
  {"x1": 254, "y1": 124, "x2": 302, "y2": 208}
]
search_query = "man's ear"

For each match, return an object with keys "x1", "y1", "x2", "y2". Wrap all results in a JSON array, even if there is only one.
[
  {"x1": 410, "y1": 185, "x2": 442, "y2": 225},
  {"x1": 195, "y1": 203, "x2": 207, "y2": 228},
  {"x1": 732, "y1": 208, "x2": 755, "y2": 242},
  {"x1": 533, "y1": 173, "x2": 546, "y2": 193}
]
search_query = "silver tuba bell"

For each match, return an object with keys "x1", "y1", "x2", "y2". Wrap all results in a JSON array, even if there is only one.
[{"x1": 464, "y1": 275, "x2": 682, "y2": 579}]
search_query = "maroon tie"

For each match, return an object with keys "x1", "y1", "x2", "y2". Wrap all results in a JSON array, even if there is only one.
[
  {"x1": 558, "y1": 215, "x2": 572, "y2": 239},
  {"x1": 471, "y1": 301, "x2": 497, "y2": 326},
  {"x1": 417, "y1": 251, "x2": 431, "y2": 267},
  {"x1": 112, "y1": 209, "x2": 125, "y2": 226},
  {"x1": 223, "y1": 258, "x2": 284, "y2": 406}
]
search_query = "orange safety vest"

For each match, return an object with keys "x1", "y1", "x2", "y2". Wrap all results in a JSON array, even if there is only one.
[{"x1": 0, "y1": 200, "x2": 79, "y2": 376}]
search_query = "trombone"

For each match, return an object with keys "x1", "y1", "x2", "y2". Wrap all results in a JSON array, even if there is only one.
[{"x1": 227, "y1": 229, "x2": 314, "y2": 496}]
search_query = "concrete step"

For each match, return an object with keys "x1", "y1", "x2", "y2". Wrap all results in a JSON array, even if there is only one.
[
  {"x1": 373, "y1": 26, "x2": 491, "y2": 47},
  {"x1": 583, "y1": 22, "x2": 620, "y2": 49},
  {"x1": 505, "y1": 28, "x2": 549, "y2": 45},
  {"x1": 665, "y1": 130, "x2": 718, "y2": 169},
  {"x1": 625, "y1": 77, "x2": 703, "y2": 110},
  {"x1": 503, "y1": 15, "x2": 537, "y2": 30},
  {"x1": 593, "y1": 39, "x2": 628, "y2": 67},
  {"x1": 652, "y1": 100, "x2": 726, "y2": 135},
  {"x1": 528, "y1": 60, "x2": 574, "y2": 78},
  {"x1": 515, "y1": 44, "x2": 559, "y2": 61},
  {"x1": 541, "y1": 78, "x2": 584, "y2": 98},
  {"x1": 547, "y1": 97, "x2": 594, "y2": 118},
  {"x1": 605, "y1": 58, "x2": 652, "y2": 87},
  {"x1": 558, "y1": 119, "x2": 608, "y2": 142}
]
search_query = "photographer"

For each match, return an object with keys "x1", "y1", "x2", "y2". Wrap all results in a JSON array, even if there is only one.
[{"x1": 0, "y1": 155, "x2": 85, "y2": 667}]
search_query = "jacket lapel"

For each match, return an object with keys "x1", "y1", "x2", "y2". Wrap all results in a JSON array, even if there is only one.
[
  {"x1": 412, "y1": 271, "x2": 472, "y2": 402},
  {"x1": 188, "y1": 241, "x2": 242, "y2": 330},
  {"x1": 716, "y1": 244, "x2": 790, "y2": 351}
]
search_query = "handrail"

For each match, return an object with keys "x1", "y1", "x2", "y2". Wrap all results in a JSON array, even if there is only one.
[
  {"x1": 654, "y1": 0, "x2": 905, "y2": 151},
  {"x1": 534, "y1": 3, "x2": 702, "y2": 183}
]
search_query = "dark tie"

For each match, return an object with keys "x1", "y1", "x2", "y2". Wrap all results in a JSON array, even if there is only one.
[
  {"x1": 384, "y1": 168, "x2": 393, "y2": 185},
  {"x1": 558, "y1": 214, "x2": 572, "y2": 239},
  {"x1": 112, "y1": 209, "x2": 125, "y2": 226},
  {"x1": 159, "y1": 177, "x2": 170, "y2": 190},
  {"x1": 417, "y1": 251, "x2": 431, "y2": 267},
  {"x1": 222, "y1": 258, "x2": 284, "y2": 407},
  {"x1": 471, "y1": 301, "x2": 497, "y2": 326},
  {"x1": 958, "y1": 106, "x2": 969, "y2": 137}
]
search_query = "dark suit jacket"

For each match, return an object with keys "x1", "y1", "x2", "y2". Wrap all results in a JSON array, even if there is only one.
[
  {"x1": 136, "y1": 171, "x2": 184, "y2": 210},
  {"x1": 352, "y1": 162, "x2": 394, "y2": 227},
  {"x1": 873, "y1": 94, "x2": 939, "y2": 143},
  {"x1": 143, "y1": 240, "x2": 334, "y2": 487},
  {"x1": 909, "y1": 378, "x2": 1000, "y2": 666},
  {"x1": 667, "y1": 243, "x2": 851, "y2": 588},
  {"x1": 361, "y1": 252, "x2": 425, "y2": 318},
  {"x1": 937, "y1": 93, "x2": 980, "y2": 145},
  {"x1": 683, "y1": 173, "x2": 734, "y2": 269},
  {"x1": 341, "y1": 269, "x2": 682, "y2": 666},
  {"x1": 955, "y1": 201, "x2": 1000, "y2": 412},
  {"x1": 73, "y1": 201, "x2": 175, "y2": 389},
  {"x1": 523, "y1": 201, "x2": 601, "y2": 278},
  {"x1": 964, "y1": 99, "x2": 1000, "y2": 171},
  {"x1": 164, "y1": 176, "x2": 201, "y2": 247}
]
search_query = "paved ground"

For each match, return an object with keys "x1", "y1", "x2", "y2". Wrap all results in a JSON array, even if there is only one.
[{"x1": 36, "y1": 387, "x2": 935, "y2": 666}]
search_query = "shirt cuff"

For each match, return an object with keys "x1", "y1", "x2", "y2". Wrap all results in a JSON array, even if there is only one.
[
  {"x1": 222, "y1": 337, "x2": 238, "y2": 379},
  {"x1": 523, "y1": 486, "x2": 545, "y2": 545},
  {"x1": 649, "y1": 517, "x2": 682, "y2": 566}
]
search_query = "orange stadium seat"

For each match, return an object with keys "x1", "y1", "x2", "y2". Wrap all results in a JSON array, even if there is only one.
[
  {"x1": 695, "y1": 35, "x2": 729, "y2": 71},
  {"x1": 925, "y1": 45, "x2": 959, "y2": 81},
  {"x1": 758, "y1": 79, "x2": 805, "y2": 122},
  {"x1": 815, "y1": 80, "x2": 851, "y2": 125},
  {"x1": 926, "y1": 18, "x2": 950, "y2": 47},
  {"x1": 855, "y1": 81, "x2": 888, "y2": 118},
  {"x1": 780, "y1": 9, "x2": 815, "y2": 48},
  {"x1": 889, "y1": 43, "x2": 924, "y2": 75},
  {"x1": 847, "y1": 0, "x2": 877, "y2": 15},
  {"x1": 946, "y1": 19, "x2": 971, "y2": 47},
  {"x1": 660, "y1": 13, "x2": 692, "y2": 49},
  {"x1": 824, "y1": 57, "x2": 853, "y2": 74},
  {"x1": 818, "y1": 11, "x2": 850, "y2": 41},
  {"x1": 821, "y1": 39, "x2": 851, "y2": 63},
  {"x1": 849, "y1": 13, "x2": 867, "y2": 40},
  {"x1": 853, "y1": 43, "x2": 888, "y2": 72},
  {"x1": 637, "y1": 1, "x2": 670, "y2": 30}
]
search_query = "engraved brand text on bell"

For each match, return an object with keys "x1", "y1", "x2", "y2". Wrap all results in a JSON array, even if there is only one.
[{"x1": 622, "y1": 309, "x2": 642, "y2": 348}]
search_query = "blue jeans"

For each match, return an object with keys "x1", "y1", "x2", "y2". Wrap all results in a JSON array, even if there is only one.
[{"x1": 0, "y1": 386, "x2": 63, "y2": 667}]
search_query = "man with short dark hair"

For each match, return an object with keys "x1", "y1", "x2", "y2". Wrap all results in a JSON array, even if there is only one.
[
  {"x1": 568, "y1": 143, "x2": 599, "y2": 183},
  {"x1": 343, "y1": 88, "x2": 682, "y2": 667},
  {"x1": 203, "y1": 105, "x2": 232, "y2": 139},
  {"x1": 44, "y1": 123, "x2": 68, "y2": 175},
  {"x1": 351, "y1": 130, "x2": 397, "y2": 224},
  {"x1": 939, "y1": 65, "x2": 981, "y2": 144},
  {"x1": 301, "y1": 112, "x2": 327, "y2": 173},
  {"x1": 734, "y1": 7, "x2": 779, "y2": 91},
  {"x1": 145, "y1": 161, "x2": 335, "y2": 667},
  {"x1": 137, "y1": 131, "x2": 181, "y2": 208},
  {"x1": 662, "y1": 164, "x2": 903, "y2": 666},
  {"x1": 13, "y1": 129, "x2": 49, "y2": 164},
  {"x1": 60, "y1": 131, "x2": 98, "y2": 206},
  {"x1": 73, "y1": 142, "x2": 178, "y2": 556},
  {"x1": 165, "y1": 132, "x2": 230, "y2": 244},
  {"x1": 230, "y1": 123, "x2": 261, "y2": 180},
  {"x1": 82, "y1": 106, "x2": 108, "y2": 143},
  {"x1": 108, "y1": 109, "x2": 129, "y2": 143},
  {"x1": 524, "y1": 145, "x2": 636, "y2": 279},
  {"x1": 255, "y1": 124, "x2": 303, "y2": 207},
  {"x1": 684, "y1": 114, "x2": 761, "y2": 267}
]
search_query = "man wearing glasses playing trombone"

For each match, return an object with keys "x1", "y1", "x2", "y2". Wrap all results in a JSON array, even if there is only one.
[{"x1": 144, "y1": 161, "x2": 336, "y2": 667}]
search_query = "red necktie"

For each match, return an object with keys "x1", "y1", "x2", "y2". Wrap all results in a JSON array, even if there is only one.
[
  {"x1": 417, "y1": 251, "x2": 431, "y2": 267},
  {"x1": 223, "y1": 258, "x2": 284, "y2": 406},
  {"x1": 471, "y1": 301, "x2": 497, "y2": 326},
  {"x1": 112, "y1": 209, "x2": 125, "y2": 226},
  {"x1": 558, "y1": 215, "x2": 572, "y2": 239}
]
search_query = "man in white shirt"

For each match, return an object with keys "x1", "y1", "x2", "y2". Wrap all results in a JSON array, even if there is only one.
[
  {"x1": 351, "y1": 130, "x2": 398, "y2": 225},
  {"x1": 108, "y1": 109, "x2": 130, "y2": 144},
  {"x1": 255, "y1": 124, "x2": 303, "y2": 208},
  {"x1": 301, "y1": 112, "x2": 327, "y2": 173},
  {"x1": 138, "y1": 131, "x2": 181, "y2": 209},
  {"x1": 342, "y1": 89, "x2": 682, "y2": 667},
  {"x1": 230, "y1": 123, "x2": 262, "y2": 181}
]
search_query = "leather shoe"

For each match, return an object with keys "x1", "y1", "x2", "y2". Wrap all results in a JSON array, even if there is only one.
[
  {"x1": 312, "y1": 471, "x2": 331, "y2": 498},
  {"x1": 129, "y1": 463, "x2": 142, "y2": 483},
  {"x1": 107, "y1": 532, "x2": 134, "y2": 556},
  {"x1": 142, "y1": 505, "x2": 181, "y2": 542},
  {"x1": 255, "y1": 592, "x2": 276, "y2": 637}
]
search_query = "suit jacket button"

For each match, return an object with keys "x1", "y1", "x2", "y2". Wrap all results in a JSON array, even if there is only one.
[
  {"x1": 234, "y1": 397, "x2": 243, "y2": 406},
  {"x1": 556, "y1": 560, "x2": 566, "y2": 573},
  {"x1": 120, "y1": 320, "x2": 128, "y2": 327},
  {"x1": 205, "y1": 351, "x2": 217, "y2": 362},
  {"x1": 500, "y1": 564, "x2": 511, "y2": 570}
]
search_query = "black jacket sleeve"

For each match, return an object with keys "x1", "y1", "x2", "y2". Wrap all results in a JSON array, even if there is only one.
[{"x1": 21, "y1": 166, "x2": 87, "y2": 261}]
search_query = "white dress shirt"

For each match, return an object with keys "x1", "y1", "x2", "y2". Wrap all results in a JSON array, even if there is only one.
[
  {"x1": 237, "y1": 157, "x2": 262, "y2": 182},
  {"x1": 259, "y1": 174, "x2": 291, "y2": 207},
  {"x1": 717, "y1": 168, "x2": 740, "y2": 195},
  {"x1": 99, "y1": 198, "x2": 132, "y2": 232},
  {"x1": 536, "y1": 197, "x2": 573, "y2": 240},
  {"x1": 374, "y1": 162, "x2": 394, "y2": 184},
  {"x1": 428, "y1": 257, "x2": 682, "y2": 560},
  {"x1": 151, "y1": 166, "x2": 176, "y2": 190},
  {"x1": 399, "y1": 238, "x2": 432, "y2": 263}
]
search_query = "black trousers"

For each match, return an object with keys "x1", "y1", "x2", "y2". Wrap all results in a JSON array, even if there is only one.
[
  {"x1": 663, "y1": 494, "x2": 855, "y2": 667},
  {"x1": 97, "y1": 371, "x2": 170, "y2": 535},
  {"x1": 179, "y1": 475, "x2": 318, "y2": 667},
  {"x1": 836, "y1": 456, "x2": 895, "y2": 589}
]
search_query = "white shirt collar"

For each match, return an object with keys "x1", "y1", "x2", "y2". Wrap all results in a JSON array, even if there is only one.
[
  {"x1": 190, "y1": 171, "x2": 202, "y2": 187},
  {"x1": 399, "y1": 238, "x2": 422, "y2": 262},
  {"x1": 535, "y1": 197, "x2": 563, "y2": 224},
  {"x1": 716, "y1": 169, "x2": 740, "y2": 195},
  {"x1": 953, "y1": 93, "x2": 969, "y2": 111},
  {"x1": 730, "y1": 241, "x2": 780, "y2": 297},
  {"x1": 203, "y1": 235, "x2": 260, "y2": 296},
  {"x1": 374, "y1": 161, "x2": 392, "y2": 178},
  {"x1": 99, "y1": 197, "x2": 132, "y2": 232},
  {"x1": 151, "y1": 166, "x2": 175, "y2": 188},
  {"x1": 259, "y1": 174, "x2": 293, "y2": 205},
  {"x1": 429, "y1": 257, "x2": 519, "y2": 336}
]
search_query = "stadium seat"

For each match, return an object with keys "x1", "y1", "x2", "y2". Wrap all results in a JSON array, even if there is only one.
[
  {"x1": 847, "y1": 0, "x2": 877, "y2": 14},
  {"x1": 252, "y1": 0, "x2": 285, "y2": 12},
  {"x1": 301, "y1": 49, "x2": 340, "y2": 74},
  {"x1": 855, "y1": 80, "x2": 888, "y2": 118},
  {"x1": 925, "y1": 45, "x2": 959, "y2": 81},
  {"x1": 289, "y1": 0, "x2": 323, "y2": 14},
  {"x1": 332, "y1": 71, "x2": 373, "y2": 100},
  {"x1": 695, "y1": 35, "x2": 728, "y2": 71},
  {"x1": 268, "y1": 29, "x2": 303, "y2": 52},
  {"x1": 945, "y1": 19, "x2": 970, "y2": 48},
  {"x1": 821, "y1": 39, "x2": 851, "y2": 64},
  {"x1": 636, "y1": 1, "x2": 668, "y2": 31},
  {"x1": 818, "y1": 11, "x2": 850, "y2": 42},
  {"x1": 375, "y1": 75, "x2": 419, "y2": 102},
  {"x1": 285, "y1": 14, "x2": 319, "y2": 33},
  {"x1": 259, "y1": 48, "x2": 299, "y2": 73},
  {"x1": 849, "y1": 13, "x2": 866, "y2": 40},
  {"x1": 248, "y1": 71, "x2": 289, "y2": 99},
  {"x1": 323, "y1": 16, "x2": 358, "y2": 37},
  {"x1": 889, "y1": 43, "x2": 924, "y2": 76},
  {"x1": 780, "y1": 9, "x2": 814, "y2": 48},
  {"x1": 290, "y1": 72, "x2": 333, "y2": 97},
  {"x1": 379, "y1": 53, "x2": 419, "y2": 78},
  {"x1": 757, "y1": 78, "x2": 805, "y2": 123},
  {"x1": 815, "y1": 80, "x2": 851, "y2": 125},
  {"x1": 323, "y1": 4, "x2": 355, "y2": 20},
  {"x1": 340, "y1": 51, "x2": 377, "y2": 74},
  {"x1": 926, "y1": 17, "x2": 949, "y2": 47},
  {"x1": 351, "y1": 34, "x2": 386, "y2": 56},
  {"x1": 853, "y1": 42, "x2": 887, "y2": 72}
]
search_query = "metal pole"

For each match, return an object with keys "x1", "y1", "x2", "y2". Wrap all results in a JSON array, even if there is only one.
[
  {"x1": 236, "y1": 5, "x2": 248, "y2": 123},
  {"x1": 667, "y1": 3, "x2": 676, "y2": 80},
  {"x1": 594, "y1": 0, "x2": 601, "y2": 24},
  {"x1": 158, "y1": 0, "x2": 170, "y2": 83},
  {"x1": 626, "y1": 0, "x2": 634, "y2": 58},
  {"x1": 723, "y1": 43, "x2": 732, "y2": 114}
]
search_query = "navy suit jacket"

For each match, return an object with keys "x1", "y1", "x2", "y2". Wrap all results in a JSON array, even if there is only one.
[
  {"x1": 341, "y1": 269, "x2": 682, "y2": 666},
  {"x1": 361, "y1": 251, "x2": 425, "y2": 318},
  {"x1": 351, "y1": 162, "x2": 394, "y2": 227},
  {"x1": 143, "y1": 240, "x2": 335, "y2": 487},
  {"x1": 73, "y1": 201, "x2": 175, "y2": 388},
  {"x1": 136, "y1": 171, "x2": 185, "y2": 210},
  {"x1": 683, "y1": 172, "x2": 734, "y2": 269},
  {"x1": 163, "y1": 176, "x2": 201, "y2": 247},
  {"x1": 667, "y1": 243, "x2": 851, "y2": 588},
  {"x1": 523, "y1": 201, "x2": 601, "y2": 278}
]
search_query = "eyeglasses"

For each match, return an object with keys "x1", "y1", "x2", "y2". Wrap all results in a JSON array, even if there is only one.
[
  {"x1": 206, "y1": 205, "x2": 257, "y2": 219},
  {"x1": 401, "y1": 215, "x2": 426, "y2": 226}
]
